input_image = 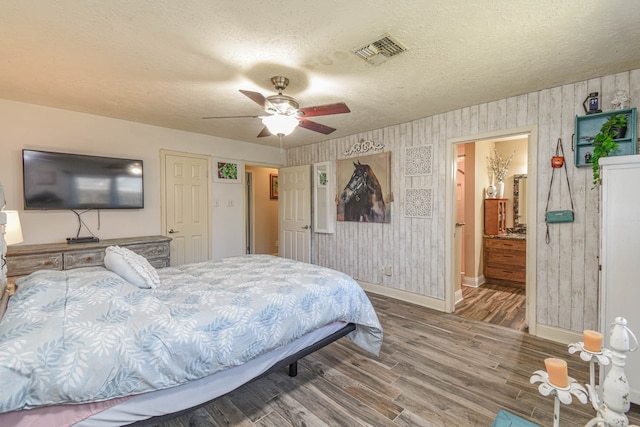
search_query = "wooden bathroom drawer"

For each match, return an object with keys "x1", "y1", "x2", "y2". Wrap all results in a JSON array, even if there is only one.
[
  {"x1": 484, "y1": 238, "x2": 525, "y2": 252},
  {"x1": 483, "y1": 237, "x2": 526, "y2": 284},
  {"x1": 485, "y1": 250, "x2": 526, "y2": 266},
  {"x1": 485, "y1": 264, "x2": 526, "y2": 283}
]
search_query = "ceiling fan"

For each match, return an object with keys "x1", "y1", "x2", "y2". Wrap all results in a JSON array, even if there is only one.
[{"x1": 202, "y1": 76, "x2": 350, "y2": 137}]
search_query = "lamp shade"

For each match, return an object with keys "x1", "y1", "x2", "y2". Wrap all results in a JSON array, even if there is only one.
[
  {"x1": 262, "y1": 114, "x2": 299, "y2": 136},
  {"x1": 4, "y1": 210, "x2": 23, "y2": 245}
]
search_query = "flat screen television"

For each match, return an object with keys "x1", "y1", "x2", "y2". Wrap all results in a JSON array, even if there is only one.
[{"x1": 23, "y1": 149, "x2": 144, "y2": 210}]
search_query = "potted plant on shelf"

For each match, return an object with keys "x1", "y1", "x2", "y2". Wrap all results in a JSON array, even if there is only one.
[{"x1": 590, "y1": 113, "x2": 628, "y2": 188}]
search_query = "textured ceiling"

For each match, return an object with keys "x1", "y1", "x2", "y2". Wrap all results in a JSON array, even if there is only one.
[{"x1": 2, "y1": 0, "x2": 640, "y2": 149}]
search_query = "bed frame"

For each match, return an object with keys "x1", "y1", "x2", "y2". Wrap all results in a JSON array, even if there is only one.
[{"x1": 130, "y1": 322, "x2": 356, "y2": 426}]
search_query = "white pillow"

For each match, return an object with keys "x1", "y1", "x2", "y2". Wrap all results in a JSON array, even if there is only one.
[{"x1": 104, "y1": 245, "x2": 161, "y2": 289}]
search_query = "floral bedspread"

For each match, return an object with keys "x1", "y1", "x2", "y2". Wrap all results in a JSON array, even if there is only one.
[{"x1": 0, "y1": 255, "x2": 382, "y2": 413}]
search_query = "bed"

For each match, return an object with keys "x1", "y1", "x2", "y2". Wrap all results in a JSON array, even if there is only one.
[{"x1": 0, "y1": 252, "x2": 383, "y2": 426}]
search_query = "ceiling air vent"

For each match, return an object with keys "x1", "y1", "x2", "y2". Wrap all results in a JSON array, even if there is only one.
[{"x1": 353, "y1": 34, "x2": 407, "y2": 65}]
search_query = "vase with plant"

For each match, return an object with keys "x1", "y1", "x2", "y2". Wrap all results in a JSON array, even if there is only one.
[
  {"x1": 487, "y1": 148, "x2": 514, "y2": 198},
  {"x1": 590, "y1": 113, "x2": 627, "y2": 188}
]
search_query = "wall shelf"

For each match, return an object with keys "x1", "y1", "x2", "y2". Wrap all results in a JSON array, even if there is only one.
[{"x1": 574, "y1": 107, "x2": 637, "y2": 168}]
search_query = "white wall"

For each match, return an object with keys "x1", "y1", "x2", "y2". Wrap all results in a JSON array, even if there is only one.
[{"x1": 0, "y1": 99, "x2": 285, "y2": 259}]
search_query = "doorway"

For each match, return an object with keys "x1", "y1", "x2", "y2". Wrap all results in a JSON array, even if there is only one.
[
  {"x1": 445, "y1": 127, "x2": 538, "y2": 334},
  {"x1": 244, "y1": 165, "x2": 279, "y2": 255}
]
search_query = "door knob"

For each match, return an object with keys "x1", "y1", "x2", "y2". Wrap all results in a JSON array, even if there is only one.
[
  {"x1": 302, "y1": 225, "x2": 311, "y2": 230},
  {"x1": 168, "y1": 229, "x2": 180, "y2": 234}
]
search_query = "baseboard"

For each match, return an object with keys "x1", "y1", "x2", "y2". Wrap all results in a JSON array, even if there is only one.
[
  {"x1": 454, "y1": 288, "x2": 464, "y2": 305},
  {"x1": 534, "y1": 323, "x2": 583, "y2": 345},
  {"x1": 462, "y1": 275, "x2": 485, "y2": 288},
  {"x1": 357, "y1": 280, "x2": 446, "y2": 312}
]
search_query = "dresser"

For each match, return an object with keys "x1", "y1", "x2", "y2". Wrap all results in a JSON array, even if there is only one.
[
  {"x1": 483, "y1": 236, "x2": 526, "y2": 284},
  {"x1": 6, "y1": 235, "x2": 171, "y2": 277}
]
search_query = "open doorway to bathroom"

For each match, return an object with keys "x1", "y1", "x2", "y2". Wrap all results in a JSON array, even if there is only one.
[
  {"x1": 452, "y1": 135, "x2": 531, "y2": 332},
  {"x1": 245, "y1": 165, "x2": 279, "y2": 255}
]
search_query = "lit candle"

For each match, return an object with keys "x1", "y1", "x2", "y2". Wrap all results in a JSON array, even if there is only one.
[
  {"x1": 544, "y1": 358, "x2": 568, "y2": 388},
  {"x1": 583, "y1": 330, "x2": 603, "y2": 353}
]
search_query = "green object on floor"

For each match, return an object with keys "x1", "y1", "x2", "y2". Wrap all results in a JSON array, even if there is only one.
[{"x1": 491, "y1": 409, "x2": 540, "y2": 427}]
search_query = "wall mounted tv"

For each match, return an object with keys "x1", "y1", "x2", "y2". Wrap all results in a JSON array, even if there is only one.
[{"x1": 23, "y1": 149, "x2": 144, "y2": 210}]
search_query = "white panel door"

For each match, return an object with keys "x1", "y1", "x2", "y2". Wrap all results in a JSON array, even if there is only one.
[
  {"x1": 279, "y1": 165, "x2": 311, "y2": 263},
  {"x1": 162, "y1": 151, "x2": 211, "y2": 266}
]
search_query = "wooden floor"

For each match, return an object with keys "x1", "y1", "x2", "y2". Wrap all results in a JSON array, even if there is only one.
[
  {"x1": 455, "y1": 282, "x2": 527, "y2": 331},
  {"x1": 155, "y1": 293, "x2": 640, "y2": 427}
]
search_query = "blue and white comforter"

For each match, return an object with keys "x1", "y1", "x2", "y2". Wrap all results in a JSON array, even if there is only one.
[{"x1": 0, "y1": 255, "x2": 382, "y2": 413}]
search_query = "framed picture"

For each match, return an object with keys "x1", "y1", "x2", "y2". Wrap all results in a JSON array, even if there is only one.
[
  {"x1": 318, "y1": 171, "x2": 328, "y2": 187},
  {"x1": 214, "y1": 160, "x2": 243, "y2": 183},
  {"x1": 270, "y1": 174, "x2": 278, "y2": 199},
  {"x1": 336, "y1": 151, "x2": 391, "y2": 223}
]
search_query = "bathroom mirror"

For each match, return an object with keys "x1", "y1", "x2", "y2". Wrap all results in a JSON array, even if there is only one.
[{"x1": 513, "y1": 174, "x2": 527, "y2": 230}]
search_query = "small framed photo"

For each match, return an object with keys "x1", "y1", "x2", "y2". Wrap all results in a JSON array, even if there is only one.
[
  {"x1": 214, "y1": 160, "x2": 243, "y2": 183},
  {"x1": 317, "y1": 171, "x2": 328, "y2": 187},
  {"x1": 270, "y1": 174, "x2": 278, "y2": 199}
]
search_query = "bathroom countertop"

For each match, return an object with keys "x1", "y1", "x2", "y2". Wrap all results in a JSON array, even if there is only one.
[{"x1": 485, "y1": 234, "x2": 526, "y2": 240}]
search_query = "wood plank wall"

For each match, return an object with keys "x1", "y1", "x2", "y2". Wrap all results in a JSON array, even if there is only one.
[{"x1": 287, "y1": 69, "x2": 640, "y2": 333}]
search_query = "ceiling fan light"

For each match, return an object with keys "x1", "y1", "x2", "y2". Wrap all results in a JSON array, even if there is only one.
[{"x1": 262, "y1": 114, "x2": 299, "y2": 136}]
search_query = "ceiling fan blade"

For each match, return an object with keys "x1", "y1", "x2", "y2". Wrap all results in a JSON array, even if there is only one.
[
  {"x1": 239, "y1": 89, "x2": 268, "y2": 109},
  {"x1": 298, "y1": 118, "x2": 336, "y2": 135},
  {"x1": 257, "y1": 127, "x2": 272, "y2": 138},
  {"x1": 298, "y1": 103, "x2": 350, "y2": 117},
  {"x1": 202, "y1": 115, "x2": 260, "y2": 119}
]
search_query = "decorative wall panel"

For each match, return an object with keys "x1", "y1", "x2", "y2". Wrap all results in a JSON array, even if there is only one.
[
  {"x1": 404, "y1": 144, "x2": 433, "y2": 176},
  {"x1": 404, "y1": 188, "x2": 432, "y2": 218}
]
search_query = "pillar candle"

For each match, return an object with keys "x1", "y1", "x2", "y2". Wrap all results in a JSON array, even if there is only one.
[
  {"x1": 544, "y1": 358, "x2": 568, "y2": 388},
  {"x1": 583, "y1": 330, "x2": 603, "y2": 353}
]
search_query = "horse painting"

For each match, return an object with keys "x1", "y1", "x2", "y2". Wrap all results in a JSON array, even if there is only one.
[{"x1": 339, "y1": 161, "x2": 387, "y2": 222}]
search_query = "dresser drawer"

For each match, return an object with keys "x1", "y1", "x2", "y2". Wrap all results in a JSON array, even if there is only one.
[
  {"x1": 485, "y1": 265, "x2": 526, "y2": 283},
  {"x1": 64, "y1": 250, "x2": 105, "y2": 269},
  {"x1": 149, "y1": 258, "x2": 170, "y2": 268},
  {"x1": 126, "y1": 242, "x2": 170, "y2": 261},
  {"x1": 7, "y1": 253, "x2": 63, "y2": 276}
]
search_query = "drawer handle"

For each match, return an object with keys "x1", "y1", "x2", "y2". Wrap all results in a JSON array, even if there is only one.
[
  {"x1": 85, "y1": 256, "x2": 93, "y2": 262},
  {"x1": 44, "y1": 260, "x2": 52, "y2": 266}
]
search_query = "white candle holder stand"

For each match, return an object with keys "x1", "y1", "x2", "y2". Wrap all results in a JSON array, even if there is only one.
[
  {"x1": 568, "y1": 342, "x2": 612, "y2": 412},
  {"x1": 568, "y1": 317, "x2": 639, "y2": 427},
  {"x1": 530, "y1": 371, "x2": 587, "y2": 427}
]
